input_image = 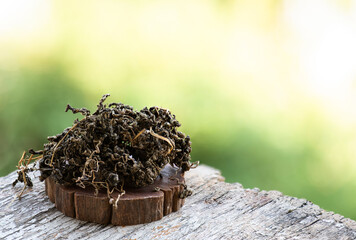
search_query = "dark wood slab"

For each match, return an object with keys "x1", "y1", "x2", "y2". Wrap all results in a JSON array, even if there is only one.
[{"x1": 44, "y1": 165, "x2": 185, "y2": 226}]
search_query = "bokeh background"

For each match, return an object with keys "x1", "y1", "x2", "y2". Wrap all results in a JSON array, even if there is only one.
[{"x1": 1, "y1": 0, "x2": 356, "y2": 220}]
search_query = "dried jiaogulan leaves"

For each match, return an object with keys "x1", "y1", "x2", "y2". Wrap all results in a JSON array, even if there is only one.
[{"x1": 13, "y1": 94, "x2": 197, "y2": 205}]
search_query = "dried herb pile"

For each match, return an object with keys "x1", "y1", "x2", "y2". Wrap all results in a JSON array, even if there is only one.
[{"x1": 13, "y1": 94, "x2": 195, "y2": 205}]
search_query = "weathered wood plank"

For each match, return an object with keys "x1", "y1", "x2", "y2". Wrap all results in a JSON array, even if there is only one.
[{"x1": 1, "y1": 165, "x2": 356, "y2": 240}]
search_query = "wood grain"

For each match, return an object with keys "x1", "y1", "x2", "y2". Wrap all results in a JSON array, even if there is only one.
[
  {"x1": 55, "y1": 185, "x2": 76, "y2": 218},
  {"x1": 43, "y1": 165, "x2": 185, "y2": 226},
  {"x1": 74, "y1": 190, "x2": 112, "y2": 225},
  {"x1": 1, "y1": 165, "x2": 356, "y2": 240},
  {"x1": 111, "y1": 189, "x2": 164, "y2": 226}
]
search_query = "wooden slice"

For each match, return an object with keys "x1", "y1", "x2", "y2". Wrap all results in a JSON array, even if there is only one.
[{"x1": 44, "y1": 165, "x2": 185, "y2": 226}]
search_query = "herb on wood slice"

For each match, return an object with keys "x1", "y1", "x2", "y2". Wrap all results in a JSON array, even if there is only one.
[{"x1": 13, "y1": 94, "x2": 198, "y2": 206}]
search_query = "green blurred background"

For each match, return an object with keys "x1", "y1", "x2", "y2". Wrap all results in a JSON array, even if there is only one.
[{"x1": 1, "y1": 0, "x2": 356, "y2": 219}]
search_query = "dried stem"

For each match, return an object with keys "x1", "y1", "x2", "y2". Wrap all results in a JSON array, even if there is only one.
[
  {"x1": 49, "y1": 120, "x2": 83, "y2": 167},
  {"x1": 149, "y1": 127, "x2": 175, "y2": 154}
]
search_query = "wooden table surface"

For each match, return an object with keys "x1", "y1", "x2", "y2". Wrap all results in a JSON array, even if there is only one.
[{"x1": 1, "y1": 165, "x2": 356, "y2": 240}]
